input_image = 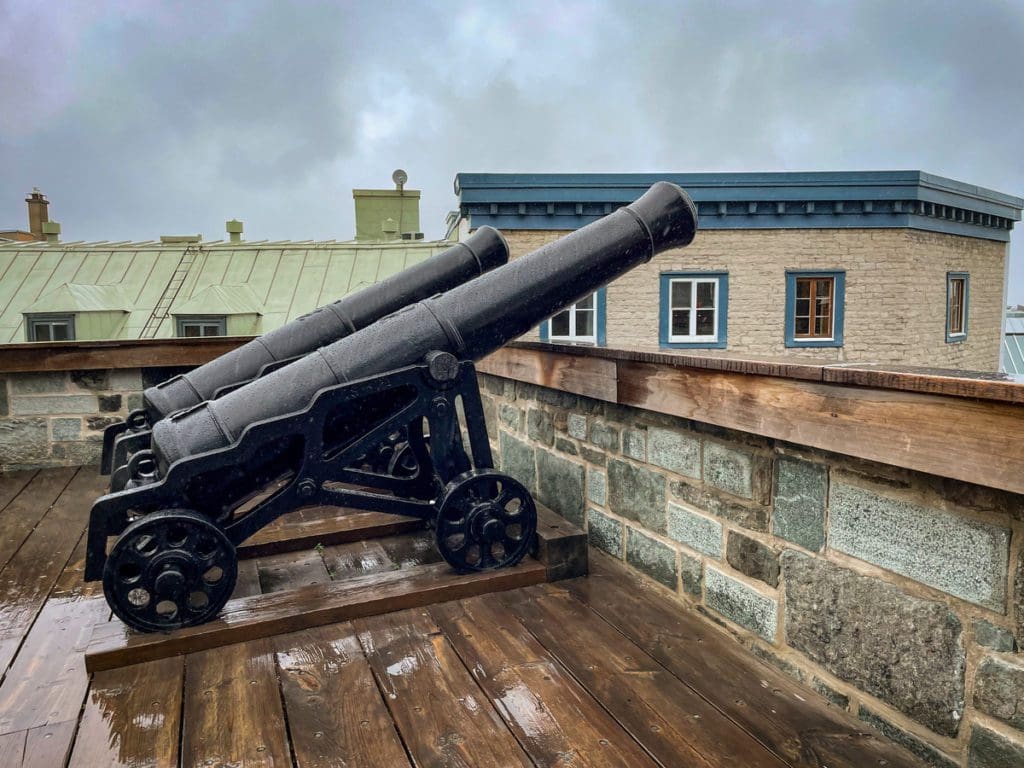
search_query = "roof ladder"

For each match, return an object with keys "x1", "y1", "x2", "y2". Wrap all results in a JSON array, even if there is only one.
[{"x1": 140, "y1": 245, "x2": 198, "y2": 338}]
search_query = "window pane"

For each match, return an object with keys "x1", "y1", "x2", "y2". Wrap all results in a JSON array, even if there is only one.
[
  {"x1": 815, "y1": 279, "x2": 832, "y2": 298},
  {"x1": 815, "y1": 296, "x2": 831, "y2": 315},
  {"x1": 671, "y1": 310, "x2": 690, "y2": 336},
  {"x1": 550, "y1": 311, "x2": 570, "y2": 337},
  {"x1": 796, "y1": 279, "x2": 811, "y2": 299},
  {"x1": 795, "y1": 317, "x2": 810, "y2": 335},
  {"x1": 795, "y1": 298, "x2": 811, "y2": 318},
  {"x1": 575, "y1": 309, "x2": 594, "y2": 338},
  {"x1": 51, "y1": 323, "x2": 69, "y2": 341},
  {"x1": 696, "y1": 309, "x2": 714, "y2": 335},
  {"x1": 814, "y1": 315, "x2": 831, "y2": 336},
  {"x1": 696, "y1": 282, "x2": 715, "y2": 309},
  {"x1": 183, "y1": 325, "x2": 201, "y2": 338},
  {"x1": 35, "y1": 324, "x2": 51, "y2": 342},
  {"x1": 202, "y1": 324, "x2": 222, "y2": 337},
  {"x1": 575, "y1": 293, "x2": 595, "y2": 310},
  {"x1": 671, "y1": 281, "x2": 692, "y2": 309}
]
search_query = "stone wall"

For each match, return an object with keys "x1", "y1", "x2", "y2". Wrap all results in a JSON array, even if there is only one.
[
  {"x1": 480, "y1": 371, "x2": 1024, "y2": 768},
  {"x1": 0, "y1": 369, "x2": 145, "y2": 471},
  {"x1": 503, "y1": 228, "x2": 1006, "y2": 370}
]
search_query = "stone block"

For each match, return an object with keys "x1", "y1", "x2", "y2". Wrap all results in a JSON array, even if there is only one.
[
  {"x1": 705, "y1": 566, "x2": 777, "y2": 641},
  {"x1": 499, "y1": 432, "x2": 535, "y2": 492},
  {"x1": 127, "y1": 393, "x2": 144, "y2": 412},
  {"x1": 86, "y1": 415, "x2": 122, "y2": 431},
  {"x1": 588, "y1": 509, "x2": 623, "y2": 557},
  {"x1": 623, "y1": 428, "x2": 646, "y2": 461},
  {"x1": 51, "y1": 418, "x2": 81, "y2": 441},
  {"x1": 587, "y1": 467, "x2": 606, "y2": 506},
  {"x1": 109, "y1": 368, "x2": 143, "y2": 391},
  {"x1": 0, "y1": 418, "x2": 49, "y2": 463},
  {"x1": 1016, "y1": 552, "x2": 1024, "y2": 649},
  {"x1": 829, "y1": 480, "x2": 1010, "y2": 611},
  {"x1": 98, "y1": 394, "x2": 123, "y2": 412},
  {"x1": 480, "y1": 373, "x2": 504, "y2": 395},
  {"x1": 608, "y1": 459, "x2": 666, "y2": 534},
  {"x1": 811, "y1": 677, "x2": 850, "y2": 709},
  {"x1": 580, "y1": 446, "x2": 605, "y2": 466},
  {"x1": 527, "y1": 408, "x2": 554, "y2": 446},
  {"x1": 974, "y1": 656, "x2": 1024, "y2": 731},
  {"x1": 481, "y1": 396, "x2": 497, "y2": 439},
  {"x1": 772, "y1": 457, "x2": 827, "y2": 551},
  {"x1": 968, "y1": 725, "x2": 1024, "y2": 768},
  {"x1": 666, "y1": 502, "x2": 722, "y2": 557},
  {"x1": 975, "y1": 620, "x2": 1016, "y2": 653},
  {"x1": 536, "y1": 449, "x2": 585, "y2": 528},
  {"x1": 703, "y1": 441, "x2": 753, "y2": 499},
  {"x1": 71, "y1": 370, "x2": 109, "y2": 390},
  {"x1": 648, "y1": 427, "x2": 700, "y2": 479},
  {"x1": 11, "y1": 394, "x2": 99, "y2": 416},
  {"x1": 782, "y1": 550, "x2": 965, "y2": 737},
  {"x1": 669, "y1": 480, "x2": 769, "y2": 532},
  {"x1": 588, "y1": 421, "x2": 619, "y2": 452},
  {"x1": 726, "y1": 531, "x2": 779, "y2": 587},
  {"x1": 499, "y1": 403, "x2": 524, "y2": 431},
  {"x1": 554, "y1": 437, "x2": 577, "y2": 456},
  {"x1": 858, "y1": 706, "x2": 958, "y2": 768},
  {"x1": 626, "y1": 527, "x2": 677, "y2": 589},
  {"x1": 680, "y1": 551, "x2": 702, "y2": 596},
  {"x1": 10, "y1": 373, "x2": 66, "y2": 394},
  {"x1": 52, "y1": 440, "x2": 102, "y2": 465},
  {"x1": 0, "y1": 378, "x2": 7, "y2": 417},
  {"x1": 567, "y1": 413, "x2": 587, "y2": 440}
]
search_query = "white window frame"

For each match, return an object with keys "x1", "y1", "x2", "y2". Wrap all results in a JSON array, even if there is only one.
[
  {"x1": 667, "y1": 278, "x2": 719, "y2": 344},
  {"x1": 548, "y1": 294, "x2": 597, "y2": 344},
  {"x1": 26, "y1": 314, "x2": 76, "y2": 342},
  {"x1": 176, "y1": 316, "x2": 227, "y2": 338}
]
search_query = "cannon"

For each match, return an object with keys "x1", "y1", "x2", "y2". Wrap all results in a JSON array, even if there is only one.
[
  {"x1": 84, "y1": 182, "x2": 698, "y2": 632},
  {"x1": 100, "y1": 226, "x2": 510, "y2": 482}
]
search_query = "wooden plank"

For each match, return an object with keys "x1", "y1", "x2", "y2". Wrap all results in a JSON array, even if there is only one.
[
  {"x1": 823, "y1": 363, "x2": 1024, "y2": 404},
  {"x1": 86, "y1": 559, "x2": 548, "y2": 672},
  {"x1": 0, "y1": 468, "x2": 104, "y2": 675},
  {"x1": 534, "y1": 503, "x2": 588, "y2": 580},
  {"x1": 355, "y1": 608, "x2": 533, "y2": 768},
  {"x1": 237, "y1": 507, "x2": 424, "y2": 560},
  {"x1": 20, "y1": 720, "x2": 77, "y2": 768},
  {"x1": 501, "y1": 584, "x2": 784, "y2": 768},
  {"x1": 257, "y1": 549, "x2": 331, "y2": 593},
  {"x1": 479, "y1": 345, "x2": 618, "y2": 403},
  {"x1": 617, "y1": 359, "x2": 1024, "y2": 496},
  {"x1": 0, "y1": 470, "x2": 36, "y2": 515},
  {"x1": 378, "y1": 529, "x2": 443, "y2": 568},
  {"x1": 0, "y1": 467, "x2": 76, "y2": 572},
  {"x1": 0, "y1": 731, "x2": 24, "y2": 767},
  {"x1": 232, "y1": 558, "x2": 262, "y2": 599},
  {"x1": 432, "y1": 596, "x2": 661, "y2": 767},
  {"x1": 181, "y1": 639, "x2": 290, "y2": 768},
  {"x1": 563, "y1": 552, "x2": 923, "y2": 768},
  {"x1": 0, "y1": 336, "x2": 248, "y2": 373},
  {"x1": 68, "y1": 657, "x2": 183, "y2": 768},
  {"x1": 274, "y1": 624, "x2": 411, "y2": 768},
  {"x1": 321, "y1": 539, "x2": 398, "y2": 581}
]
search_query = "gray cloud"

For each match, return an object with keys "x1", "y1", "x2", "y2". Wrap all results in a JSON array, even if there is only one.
[{"x1": 2, "y1": 0, "x2": 1023, "y2": 300}]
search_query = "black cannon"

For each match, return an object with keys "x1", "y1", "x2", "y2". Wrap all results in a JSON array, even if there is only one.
[
  {"x1": 84, "y1": 182, "x2": 698, "y2": 632},
  {"x1": 100, "y1": 226, "x2": 510, "y2": 482}
]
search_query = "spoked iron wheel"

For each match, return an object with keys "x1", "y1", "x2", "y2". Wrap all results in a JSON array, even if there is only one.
[
  {"x1": 435, "y1": 470, "x2": 537, "y2": 572},
  {"x1": 102, "y1": 509, "x2": 237, "y2": 633}
]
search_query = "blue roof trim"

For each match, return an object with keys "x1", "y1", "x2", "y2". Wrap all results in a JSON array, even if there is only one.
[{"x1": 455, "y1": 171, "x2": 1021, "y2": 242}]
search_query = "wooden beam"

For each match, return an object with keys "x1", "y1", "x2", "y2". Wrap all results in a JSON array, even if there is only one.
[
  {"x1": 0, "y1": 337, "x2": 249, "y2": 373},
  {"x1": 84, "y1": 560, "x2": 547, "y2": 673},
  {"x1": 478, "y1": 346, "x2": 617, "y2": 403}
]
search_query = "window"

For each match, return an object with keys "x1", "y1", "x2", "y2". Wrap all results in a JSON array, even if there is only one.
[
  {"x1": 659, "y1": 272, "x2": 728, "y2": 348},
  {"x1": 785, "y1": 271, "x2": 845, "y2": 348},
  {"x1": 540, "y1": 289, "x2": 606, "y2": 345},
  {"x1": 946, "y1": 272, "x2": 969, "y2": 342},
  {"x1": 26, "y1": 314, "x2": 75, "y2": 342},
  {"x1": 176, "y1": 316, "x2": 226, "y2": 337}
]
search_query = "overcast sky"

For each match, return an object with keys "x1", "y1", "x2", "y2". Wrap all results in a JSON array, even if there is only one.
[{"x1": 3, "y1": 0, "x2": 1024, "y2": 302}]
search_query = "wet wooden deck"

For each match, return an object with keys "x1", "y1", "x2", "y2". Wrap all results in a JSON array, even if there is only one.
[{"x1": 0, "y1": 466, "x2": 924, "y2": 767}]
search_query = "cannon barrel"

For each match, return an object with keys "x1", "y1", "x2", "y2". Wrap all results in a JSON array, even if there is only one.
[
  {"x1": 152, "y1": 182, "x2": 697, "y2": 468},
  {"x1": 142, "y1": 226, "x2": 509, "y2": 421}
]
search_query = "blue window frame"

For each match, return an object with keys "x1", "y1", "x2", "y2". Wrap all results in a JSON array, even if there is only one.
[
  {"x1": 540, "y1": 287, "x2": 606, "y2": 346},
  {"x1": 785, "y1": 271, "x2": 845, "y2": 348},
  {"x1": 658, "y1": 272, "x2": 728, "y2": 349},
  {"x1": 946, "y1": 272, "x2": 969, "y2": 343}
]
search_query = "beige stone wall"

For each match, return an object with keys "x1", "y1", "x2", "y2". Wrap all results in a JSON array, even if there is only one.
[{"x1": 502, "y1": 228, "x2": 1007, "y2": 370}]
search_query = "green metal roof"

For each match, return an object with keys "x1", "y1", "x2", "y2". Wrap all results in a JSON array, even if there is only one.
[{"x1": 0, "y1": 238, "x2": 451, "y2": 342}]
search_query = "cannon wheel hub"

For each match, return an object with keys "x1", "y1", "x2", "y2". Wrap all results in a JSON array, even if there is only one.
[
  {"x1": 102, "y1": 509, "x2": 237, "y2": 633},
  {"x1": 435, "y1": 469, "x2": 537, "y2": 572}
]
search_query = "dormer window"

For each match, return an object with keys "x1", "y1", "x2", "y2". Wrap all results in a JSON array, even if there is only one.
[
  {"x1": 177, "y1": 316, "x2": 226, "y2": 337},
  {"x1": 26, "y1": 314, "x2": 75, "y2": 342}
]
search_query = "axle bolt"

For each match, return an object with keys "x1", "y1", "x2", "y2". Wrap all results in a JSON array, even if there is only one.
[{"x1": 297, "y1": 478, "x2": 317, "y2": 499}]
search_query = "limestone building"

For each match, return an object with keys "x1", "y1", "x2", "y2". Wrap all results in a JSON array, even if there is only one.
[{"x1": 453, "y1": 171, "x2": 1022, "y2": 370}]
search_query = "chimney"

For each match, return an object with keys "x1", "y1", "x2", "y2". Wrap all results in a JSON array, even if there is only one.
[
  {"x1": 42, "y1": 221, "x2": 61, "y2": 244},
  {"x1": 25, "y1": 188, "x2": 49, "y2": 240},
  {"x1": 226, "y1": 219, "x2": 243, "y2": 243},
  {"x1": 352, "y1": 169, "x2": 422, "y2": 242}
]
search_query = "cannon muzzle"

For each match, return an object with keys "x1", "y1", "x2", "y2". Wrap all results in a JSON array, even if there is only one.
[{"x1": 152, "y1": 182, "x2": 697, "y2": 467}]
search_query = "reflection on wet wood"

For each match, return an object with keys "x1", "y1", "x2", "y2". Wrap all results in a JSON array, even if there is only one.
[
  {"x1": 433, "y1": 596, "x2": 660, "y2": 767},
  {"x1": 566, "y1": 552, "x2": 921, "y2": 768},
  {"x1": 0, "y1": 468, "x2": 76, "y2": 573},
  {"x1": 0, "y1": 470, "x2": 36, "y2": 516},
  {"x1": 355, "y1": 608, "x2": 533, "y2": 768},
  {"x1": 68, "y1": 657, "x2": 183, "y2": 768},
  {"x1": 275, "y1": 624, "x2": 410, "y2": 768},
  {"x1": 502, "y1": 584, "x2": 783, "y2": 768},
  {"x1": 232, "y1": 558, "x2": 262, "y2": 599},
  {"x1": 256, "y1": 549, "x2": 331, "y2": 593},
  {"x1": 182, "y1": 639, "x2": 290, "y2": 768},
  {"x1": 85, "y1": 559, "x2": 548, "y2": 672}
]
